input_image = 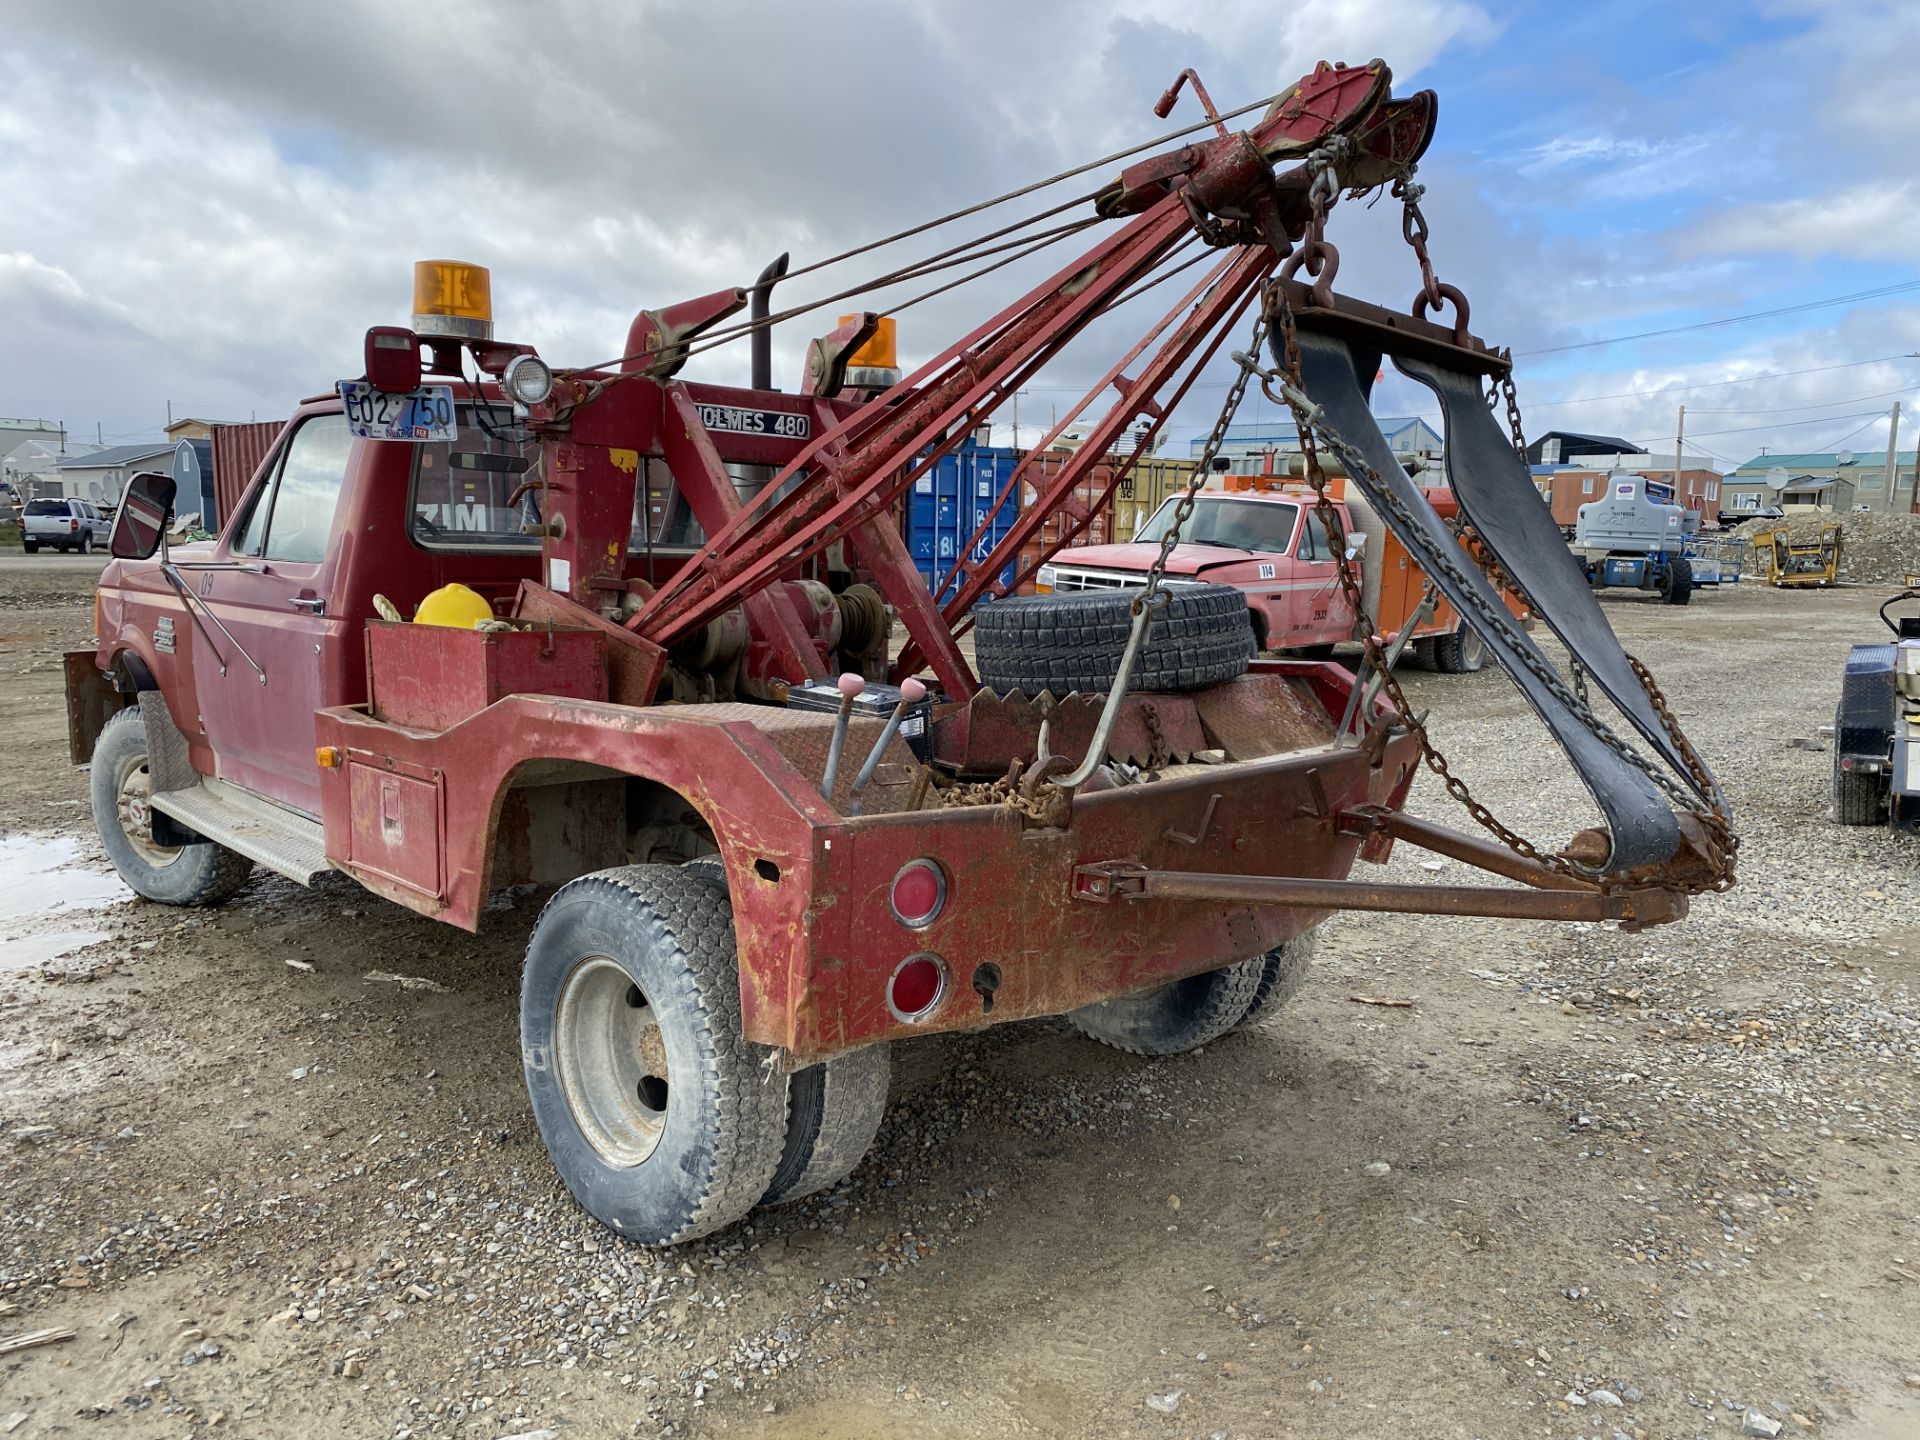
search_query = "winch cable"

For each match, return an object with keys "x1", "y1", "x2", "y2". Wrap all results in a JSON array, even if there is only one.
[
  {"x1": 678, "y1": 215, "x2": 1109, "y2": 365},
  {"x1": 567, "y1": 88, "x2": 1299, "y2": 377}
]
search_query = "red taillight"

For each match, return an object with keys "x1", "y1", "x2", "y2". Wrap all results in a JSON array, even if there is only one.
[
  {"x1": 888, "y1": 954, "x2": 946, "y2": 1022},
  {"x1": 69, "y1": 518, "x2": 80, "y2": 531},
  {"x1": 889, "y1": 859, "x2": 947, "y2": 929}
]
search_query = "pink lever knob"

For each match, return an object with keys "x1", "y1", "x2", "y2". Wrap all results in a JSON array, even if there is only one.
[
  {"x1": 838, "y1": 673, "x2": 866, "y2": 698},
  {"x1": 900, "y1": 678, "x2": 927, "y2": 704}
]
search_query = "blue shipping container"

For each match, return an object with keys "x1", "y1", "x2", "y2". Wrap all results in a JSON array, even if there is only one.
[{"x1": 906, "y1": 441, "x2": 1022, "y2": 602}]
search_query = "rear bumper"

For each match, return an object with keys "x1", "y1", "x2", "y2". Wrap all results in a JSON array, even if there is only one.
[{"x1": 775, "y1": 728, "x2": 1419, "y2": 1061}]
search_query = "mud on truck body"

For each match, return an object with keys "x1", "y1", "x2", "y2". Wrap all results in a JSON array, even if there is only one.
[{"x1": 67, "y1": 60, "x2": 1734, "y2": 1246}]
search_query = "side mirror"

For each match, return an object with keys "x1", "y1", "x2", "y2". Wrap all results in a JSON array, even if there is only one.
[
  {"x1": 112, "y1": 471, "x2": 176, "y2": 560},
  {"x1": 365, "y1": 325, "x2": 423, "y2": 393}
]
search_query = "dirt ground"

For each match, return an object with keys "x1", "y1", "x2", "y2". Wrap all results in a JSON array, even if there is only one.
[{"x1": 0, "y1": 551, "x2": 1916, "y2": 1440}]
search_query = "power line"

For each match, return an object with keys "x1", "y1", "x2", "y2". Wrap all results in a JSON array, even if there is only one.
[
  {"x1": 1685, "y1": 407, "x2": 1890, "y2": 440},
  {"x1": 1522, "y1": 354, "x2": 1920, "y2": 410},
  {"x1": 1518, "y1": 282, "x2": 1920, "y2": 357},
  {"x1": 1683, "y1": 385, "x2": 1916, "y2": 415}
]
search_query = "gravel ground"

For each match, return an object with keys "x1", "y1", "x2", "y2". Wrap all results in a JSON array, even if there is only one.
[{"x1": 0, "y1": 563, "x2": 1916, "y2": 1439}]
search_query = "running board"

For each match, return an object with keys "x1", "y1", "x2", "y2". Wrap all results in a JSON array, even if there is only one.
[
  {"x1": 1281, "y1": 326, "x2": 1683, "y2": 875},
  {"x1": 151, "y1": 778, "x2": 332, "y2": 886}
]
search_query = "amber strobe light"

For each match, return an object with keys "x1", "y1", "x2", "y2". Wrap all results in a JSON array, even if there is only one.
[{"x1": 412, "y1": 260, "x2": 494, "y2": 341}]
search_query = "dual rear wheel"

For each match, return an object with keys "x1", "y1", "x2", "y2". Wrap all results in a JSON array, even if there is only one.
[
  {"x1": 523, "y1": 862, "x2": 1316, "y2": 1243},
  {"x1": 520, "y1": 864, "x2": 890, "y2": 1246}
]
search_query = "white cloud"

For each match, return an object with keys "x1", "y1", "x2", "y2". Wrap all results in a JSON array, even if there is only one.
[{"x1": 1682, "y1": 182, "x2": 1920, "y2": 264}]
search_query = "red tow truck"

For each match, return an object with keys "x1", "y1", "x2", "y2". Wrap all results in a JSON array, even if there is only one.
[
  {"x1": 1037, "y1": 478, "x2": 1511, "y2": 672},
  {"x1": 65, "y1": 60, "x2": 1728, "y2": 1246}
]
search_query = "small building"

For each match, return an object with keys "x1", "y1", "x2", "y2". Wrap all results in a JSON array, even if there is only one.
[
  {"x1": 1196, "y1": 417, "x2": 1442, "y2": 477},
  {"x1": 1778, "y1": 475, "x2": 1854, "y2": 511},
  {"x1": 3, "y1": 437, "x2": 103, "y2": 497},
  {"x1": 1727, "y1": 448, "x2": 1918, "y2": 513},
  {"x1": 1534, "y1": 464, "x2": 1721, "y2": 526},
  {"x1": 1526, "y1": 430, "x2": 1640, "y2": 466},
  {"x1": 52, "y1": 443, "x2": 175, "y2": 507}
]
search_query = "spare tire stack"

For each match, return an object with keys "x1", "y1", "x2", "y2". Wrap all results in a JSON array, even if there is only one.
[{"x1": 973, "y1": 583, "x2": 1254, "y2": 695}]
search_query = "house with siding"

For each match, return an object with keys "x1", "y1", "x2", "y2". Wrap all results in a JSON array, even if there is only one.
[{"x1": 1725, "y1": 449, "x2": 1919, "y2": 514}]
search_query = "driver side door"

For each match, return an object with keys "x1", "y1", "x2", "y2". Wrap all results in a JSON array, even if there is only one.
[{"x1": 191, "y1": 413, "x2": 353, "y2": 816}]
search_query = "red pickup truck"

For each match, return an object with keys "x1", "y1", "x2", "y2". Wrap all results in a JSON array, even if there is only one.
[{"x1": 1034, "y1": 481, "x2": 1500, "y2": 672}]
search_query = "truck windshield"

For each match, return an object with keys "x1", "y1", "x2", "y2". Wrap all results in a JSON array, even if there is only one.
[
  {"x1": 1133, "y1": 496, "x2": 1299, "y2": 554},
  {"x1": 408, "y1": 408, "x2": 707, "y2": 554}
]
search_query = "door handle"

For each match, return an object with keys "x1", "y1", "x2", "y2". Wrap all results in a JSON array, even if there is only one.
[{"x1": 289, "y1": 596, "x2": 326, "y2": 614}]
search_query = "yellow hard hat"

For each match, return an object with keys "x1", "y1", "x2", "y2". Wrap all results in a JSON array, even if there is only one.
[{"x1": 413, "y1": 583, "x2": 494, "y2": 628}]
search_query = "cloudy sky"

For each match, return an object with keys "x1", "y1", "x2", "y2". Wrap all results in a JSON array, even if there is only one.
[{"x1": 4, "y1": 0, "x2": 1917, "y2": 471}]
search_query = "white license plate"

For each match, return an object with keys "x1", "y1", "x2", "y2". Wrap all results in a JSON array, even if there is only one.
[{"x1": 336, "y1": 381, "x2": 458, "y2": 441}]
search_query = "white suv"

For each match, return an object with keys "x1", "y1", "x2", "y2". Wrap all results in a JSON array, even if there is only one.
[{"x1": 22, "y1": 498, "x2": 106, "y2": 554}]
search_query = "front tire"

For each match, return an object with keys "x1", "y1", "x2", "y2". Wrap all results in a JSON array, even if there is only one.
[
  {"x1": 89, "y1": 708, "x2": 252, "y2": 906},
  {"x1": 1069, "y1": 957, "x2": 1265, "y2": 1057},
  {"x1": 520, "y1": 866, "x2": 788, "y2": 1245}
]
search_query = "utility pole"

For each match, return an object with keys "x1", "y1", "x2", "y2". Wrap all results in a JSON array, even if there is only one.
[
  {"x1": 1673, "y1": 405, "x2": 1685, "y2": 502},
  {"x1": 1883, "y1": 401, "x2": 1902, "y2": 511}
]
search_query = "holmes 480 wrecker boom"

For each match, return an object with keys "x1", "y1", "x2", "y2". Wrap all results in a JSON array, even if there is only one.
[{"x1": 69, "y1": 60, "x2": 1733, "y2": 1245}]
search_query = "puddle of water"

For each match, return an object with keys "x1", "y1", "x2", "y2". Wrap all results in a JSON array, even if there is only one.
[{"x1": 0, "y1": 833, "x2": 130, "y2": 969}]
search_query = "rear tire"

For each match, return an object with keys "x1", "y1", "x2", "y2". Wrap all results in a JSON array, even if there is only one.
[
  {"x1": 762, "y1": 1045, "x2": 891, "y2": 1205},
  {"x1": 1234, "y1": 928, "x2": 1319, "y2": 1030},
  {"x1": 1831, "y1": 748, "x2": 1885, "y2": 826},
  {"x1": 974, "y1": 583, "x2": 1254, "y2": 695},
  {"x1": 1431, "y1": 623, "x2": 1486, "y2": 674},
  {"x1": 678, "y1": 856, "x2": 891, "y2": 1206},
  {"x1": 520, "y1": 866, "x2": 788, "y2": 1245},
  {"x1": 1661, "y1": 556, "x2": 1693, "y2": 605},
  {"x1": 1069, "y1": 957, "x2": 1265, "y2": 1057},
  {"x1": 21, "y1": 540, "x2": 36, "y2": 554},
  {"x1": 89, "y1": 708, "x2": 252, "y2": 906},
  {"x1": 79, "y1": 532, "x2": 93, "y2": 555}
]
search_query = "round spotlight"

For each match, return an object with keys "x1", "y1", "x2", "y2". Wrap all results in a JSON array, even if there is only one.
[
  {"x1": 887, "y1": 954, "x2": 947, "y2": 1023},
  {"x1": 503, "y1": 353, "x2": 555, "y2": 407}
]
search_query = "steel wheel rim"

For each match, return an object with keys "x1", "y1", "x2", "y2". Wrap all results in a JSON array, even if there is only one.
[
  {"x1": 554, "y1": 955, "x2": 671, "y2": 1167},
  {"x1": 1460, "y1": 627, "x2": 1485, "y2": 669},
  {"x1": 114, "y1": 750, "x2": 180, "y2": 869}
]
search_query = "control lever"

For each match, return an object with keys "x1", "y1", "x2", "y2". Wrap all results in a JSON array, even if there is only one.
[
  {"x1": 819, "y1": 673, "x2": 865, "y2": 801},
  {"x1": 848, "y1": 679, "x2": 927, "y2": 816}
]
